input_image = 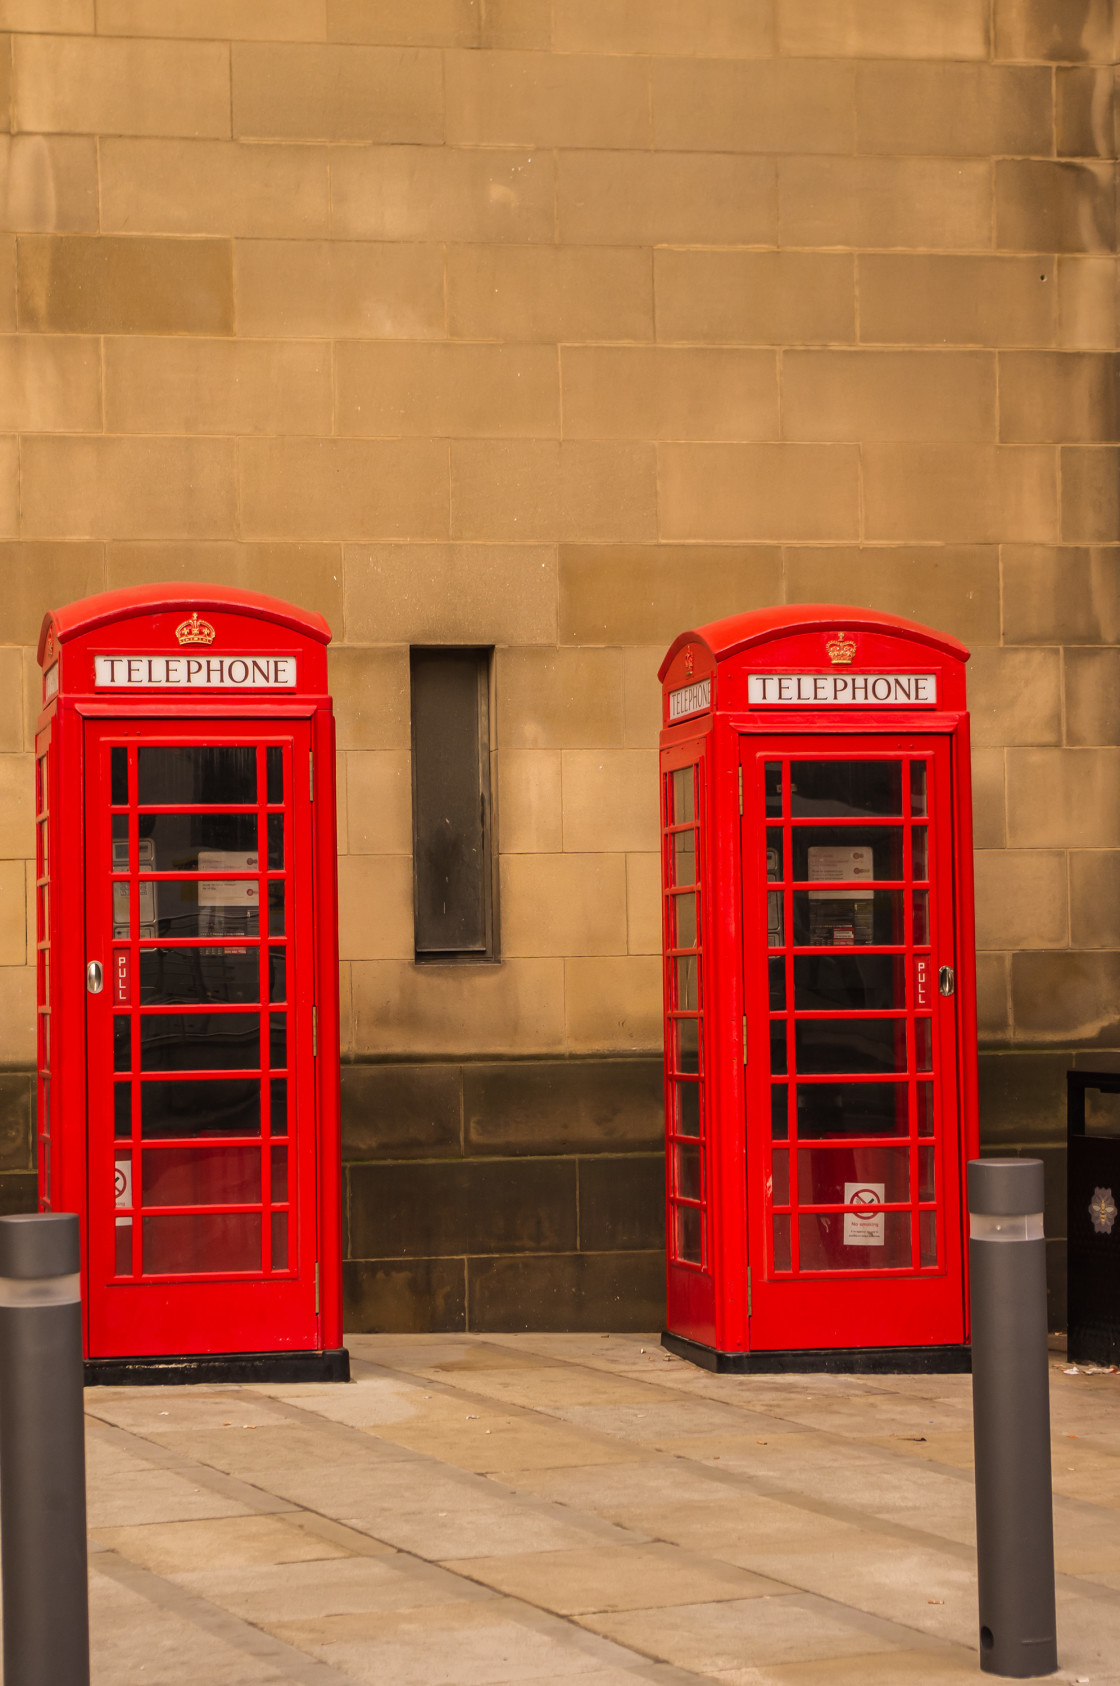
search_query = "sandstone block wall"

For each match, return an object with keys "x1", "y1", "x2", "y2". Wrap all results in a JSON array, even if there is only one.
[{"x1": 0, "y1": 0, "x2": 1115, "y2": 1328}]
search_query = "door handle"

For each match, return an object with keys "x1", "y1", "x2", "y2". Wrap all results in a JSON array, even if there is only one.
[
  {"x1": 86, "y1": 961, "x2": 103, "y2": 994},
  {"x1": 938, "y1": 966, "x2": 955, "y2": 997}
]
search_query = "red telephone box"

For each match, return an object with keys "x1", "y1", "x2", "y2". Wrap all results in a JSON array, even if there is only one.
[
  {"x1": 658, "y1": 606, "x2": 979, "y2": 1372},
  {"x1": 35, "y1": 585, "x2": 347, "y2": 1383}
]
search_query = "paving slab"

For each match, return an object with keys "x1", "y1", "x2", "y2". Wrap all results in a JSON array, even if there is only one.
[{"x1": 28, "y1": 1333, "x2": 1119, "y2": 1683}]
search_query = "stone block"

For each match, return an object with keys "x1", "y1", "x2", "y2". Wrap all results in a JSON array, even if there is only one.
[
  {"x1": 1008, "y1": 748, "x2": 1120, "y2": 847},
  {"x1": 0, "y1": 0, "x2": 92, "y2": 27},
  {"x1": 1001, "y1": 545, "x2": 1120, "y2": 643},
  {"x1": 447, "y1": 244, "x2": 653, "y2": 343},
  {"x1": 0, "y1": 1072, "x2": 31, "y2": 1172},
  {"x1": 478, "y1": 0, "x2": 551, "y2": 49},
  {"x1": 1012, "y1": 951, "x2": 1120, "y2": 1045},
  {"x1": 0, "y1": 543, "x2": 104, "y2": 644},
  {"x1": 451, "y1": 441, "x2": 657, "y2": 544},
  {"x1": 622, "y1": 648, "x2": 664, "y2": 751},
  {"x1": 0, "y1": 967, "x2": 34, "y2": 1065},
  {"x1": 1065, "y1": 648, "x2": 1120, "y2": 746},
  {"x1": 445, "y1": 49, "x2": 649, "y2": 148},
  {"x1": 561, "y1": 750, "x2": 659, "y2": 854},
  {"x1": 564, "y1": 956, "x2": 663, "y2": 1053},
  {"x1": 857, "y1": 63, "x2": 1050, "y2": 156},
  {"x1": 100, "y1": 139, "x2": 329, "y2": 238},
  {"x1": 497, "y1": 750, "x2": 562, "y2": 854},
  {"x1": 0, "y1": 241, "x2": 13, "y2": 331},
  {"x1": 558, "y1": 151, "x2": 776, "y2": 247},
  {"x1": 553, "y1": 0, "x2": 774, "y2": 55},
  {"x1": 1062, "y1": 447, "x2": 1120, "y2": 542},
  {"x1": 0, "y1": 755, "x2": 35, "y2": 857},
  {"x1": 971, "y1": 749, "x2": 1007, "y2": 850},
  {"x1": 626, "y1": 853, "x2": 661, "y2": 957},
  {"x1": 779, "y1": 158, "x2": 991, "y2": 251},
  {"x1": 346, "y1": 751, "x2": 411, "y2": 855},
  {"x1": 1056, "y1": 66, "x2": 1116, "y2": 157},
  {"x1": 231, "y1": 42, "x2": 442, "y2": 142},
  {"x1": 0, "y1": 335, "x2": 99, "y2": 433},
  {"x1": 652, "y1": 58, "x2": 854, "y2": 153},
  {"x1": 975, "y1": 953, "x2": 1011, "y2": 1043},
  {"x1": 341, "y1": 1062, "x2": 461, "y2": 1160},
  {"x1": 655, "y1": 250, "x2": 855, "y2": 346},
  {"x1": 336, "y1": 342, "x2": 559, "y2": 439},
  {"x1": 327, "y1": 0, "x2": 477, "y2": 44},
  {"x1": 22, "y1": 437, "x2": 235, "y2": 541},
  {"x1": 578, "y1": 1154, "x2": 664, "y2": 1252},
  {"x1": 468, "y1": 1250, "x2": 665, "y2": 1332},
  {"x1": 996, "y1": 160, "x2": 1115, "y2": 253},
  {"x1": 977, "y1": 1049, "x2": 1068, "y2": 1144},
  {"x1": 18, "y1": 235, "x2": 233, "y2": 334},
  {"x1": 234, "y1": 239, "x2": 444, "y2": 339},
  {"x1": 0, "y1": 439, "x2": 13, "y2": 540},
  {"x1": 499, "y1": 853, "x2": 628, "y2": 959},
  {"x1": 1070, "y1": 851, "x2": 1120, "y2": 948},
  {"x1": 239, "y1": 439, "x2": 449, "y2": 542},
  {"x1": 13, "y1": 34, "x2": 230, "y2": 136},
  {"x1": 100, "y1": 0, "x2": 325, "y2": 37},
  {"x1": 0, "y1": 649, "x2": 23, "y2": 749},
  {"x1": 1058, "y1": 257, "x2": 1117, "y2": 349},
  {"x1": 858, "y1": 255, "x2": 1055, "y2": 348},
  {"x1": 0, "y1": 1173, "x2": 37, "y2": 1216},
  {"x1": 495, "y1": 647, "x2": 623, "y2": 750},
  {"x1": 0, "y1": 137, "x2": 98, "y2": 233},
  {"x1": 332, "y1": 146, "x2": 553, "y2": 243},
  {"x1": 562, "y1": 347, "x2": 779, "y2": 443},
  {"x1": 967, "y1": 646, "x2": 1062, "y2": 747},
  {"x1": 337, "y1": 854, "x2": 413, "y2": 962},
  {"x1": 348, "y1": 1157, "x2": 578, "y2": 1258},
  {"x1": 994, "y1": 0, "x2": 1116, "y2": 61},
  {"x1": 785, "y1": 547, "x2": 1000, "y2": 645},
  {"x1": 1000, "y1": 352, "x2": 1119, "y2": 443},
  {"x1": 779, "y1": 0, "x2": 988, "y2": 57},
  {"x1": 351, "y1": 958, "x2": 566, "y2": 1056},
  {"x1": 329, "y1": 648, "x2": 409, "y2": 752},
  {"x1": 0, "y1": 860, "x2": 26, "y2": 965},
  {"x1": 463, "y1": 1057, "x2": 663, "y2": 1155},
  {"x1": 974, "y1": 850, "x2": 1068, "y2": 949},
  {"x1": 862, "y1": 444, "x2": 1057, "y2": 544},
  {"x1": 782, "y1": 351, "x2": 996, "y2": 443},
  {"x1": 560, "y1": 545, "x2": 783, "y2": 648},
  {"x1": 104, "y1": 338, "x2": 332, "y2": 436},
  {"x1": 343, "y1": 1258, "x2": 466, "y2": 1334},
  {"x1": 659, "y1": 444, "x2": 860, "y2": 542}
]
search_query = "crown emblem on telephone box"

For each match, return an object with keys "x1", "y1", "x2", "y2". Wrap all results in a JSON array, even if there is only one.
[
  {"x1": 175, "y1": 612, "x2": 216, "y2": 647},
  {"x1": 826, "y1": 631, "x2": 856, "y2": 666}
]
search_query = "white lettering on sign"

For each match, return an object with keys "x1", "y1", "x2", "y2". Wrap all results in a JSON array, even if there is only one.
[
  {"x1": 844, "y1": 1183, "x2": 886, "y2": 1247},
  {"x1": 94, "y1": 655, "x2": 297, "y2": 689},
  {"x1": 668, "y1": 678, "x2": 711, "y2": 720},
  {"x1": 748, "y1": 673, "x2": 937, "y2": 706}
]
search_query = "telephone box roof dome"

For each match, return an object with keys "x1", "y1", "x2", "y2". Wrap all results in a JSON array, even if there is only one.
[
  {"x1": 38, "y1": 582, "x2": 332, "y2": 665},
  {"x1": 658, "y1": 604, "x2": 969, "y2": 682}
]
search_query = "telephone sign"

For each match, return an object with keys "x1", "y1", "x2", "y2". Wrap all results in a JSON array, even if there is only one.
[
  {"x1": 658, "y1": 605, "x2": 979, "y2": 1373},
  {"x1": 35, "y1": 584, "x2": 347, "y2": 1385}
]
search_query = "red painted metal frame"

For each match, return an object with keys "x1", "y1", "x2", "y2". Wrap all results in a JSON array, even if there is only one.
[
  {"x1": 658, "y1": 606, "x2": 980, "y2": 1360},
  {"x1": 35, "y1": 585, "x2": 342, "y2": 1361}
]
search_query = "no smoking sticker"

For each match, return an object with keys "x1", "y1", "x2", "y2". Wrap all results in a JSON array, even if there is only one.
[{"x1": 844, "y1": 1182, "x2": 885, "y2": 1246}]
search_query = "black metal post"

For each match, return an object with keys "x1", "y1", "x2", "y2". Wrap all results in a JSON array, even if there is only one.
[
  {"x1": 0, "y1": 1213, "x2": 90, "y2": 1686},
  {"x1": 968, "y1": 1159, "x2": 1057, "y2": 1678}
]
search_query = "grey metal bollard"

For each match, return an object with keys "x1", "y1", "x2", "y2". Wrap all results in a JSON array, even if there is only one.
[
  {"x1": 968, "y1": 1159, "x2": 1057, "y2": 1678},
  {"x1": 0, "y1": 1213, "x2": 90, "y2": 1686}
]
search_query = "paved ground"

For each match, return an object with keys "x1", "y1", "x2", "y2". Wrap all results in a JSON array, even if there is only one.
[{"x1": 70, "y1": 1333, "x2": 1120, "y2": 1685}]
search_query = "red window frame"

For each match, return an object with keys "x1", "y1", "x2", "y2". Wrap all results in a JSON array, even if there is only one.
[
  {"x1": 84, "y1": 720, "x2": 320, "y2": 1358},
  {"x1": 663, "y1": 753, "x2": 710, "y2": 1274},
  {"x1": 743, "y1": 734, "x2": 966, "y2": 1353}
]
